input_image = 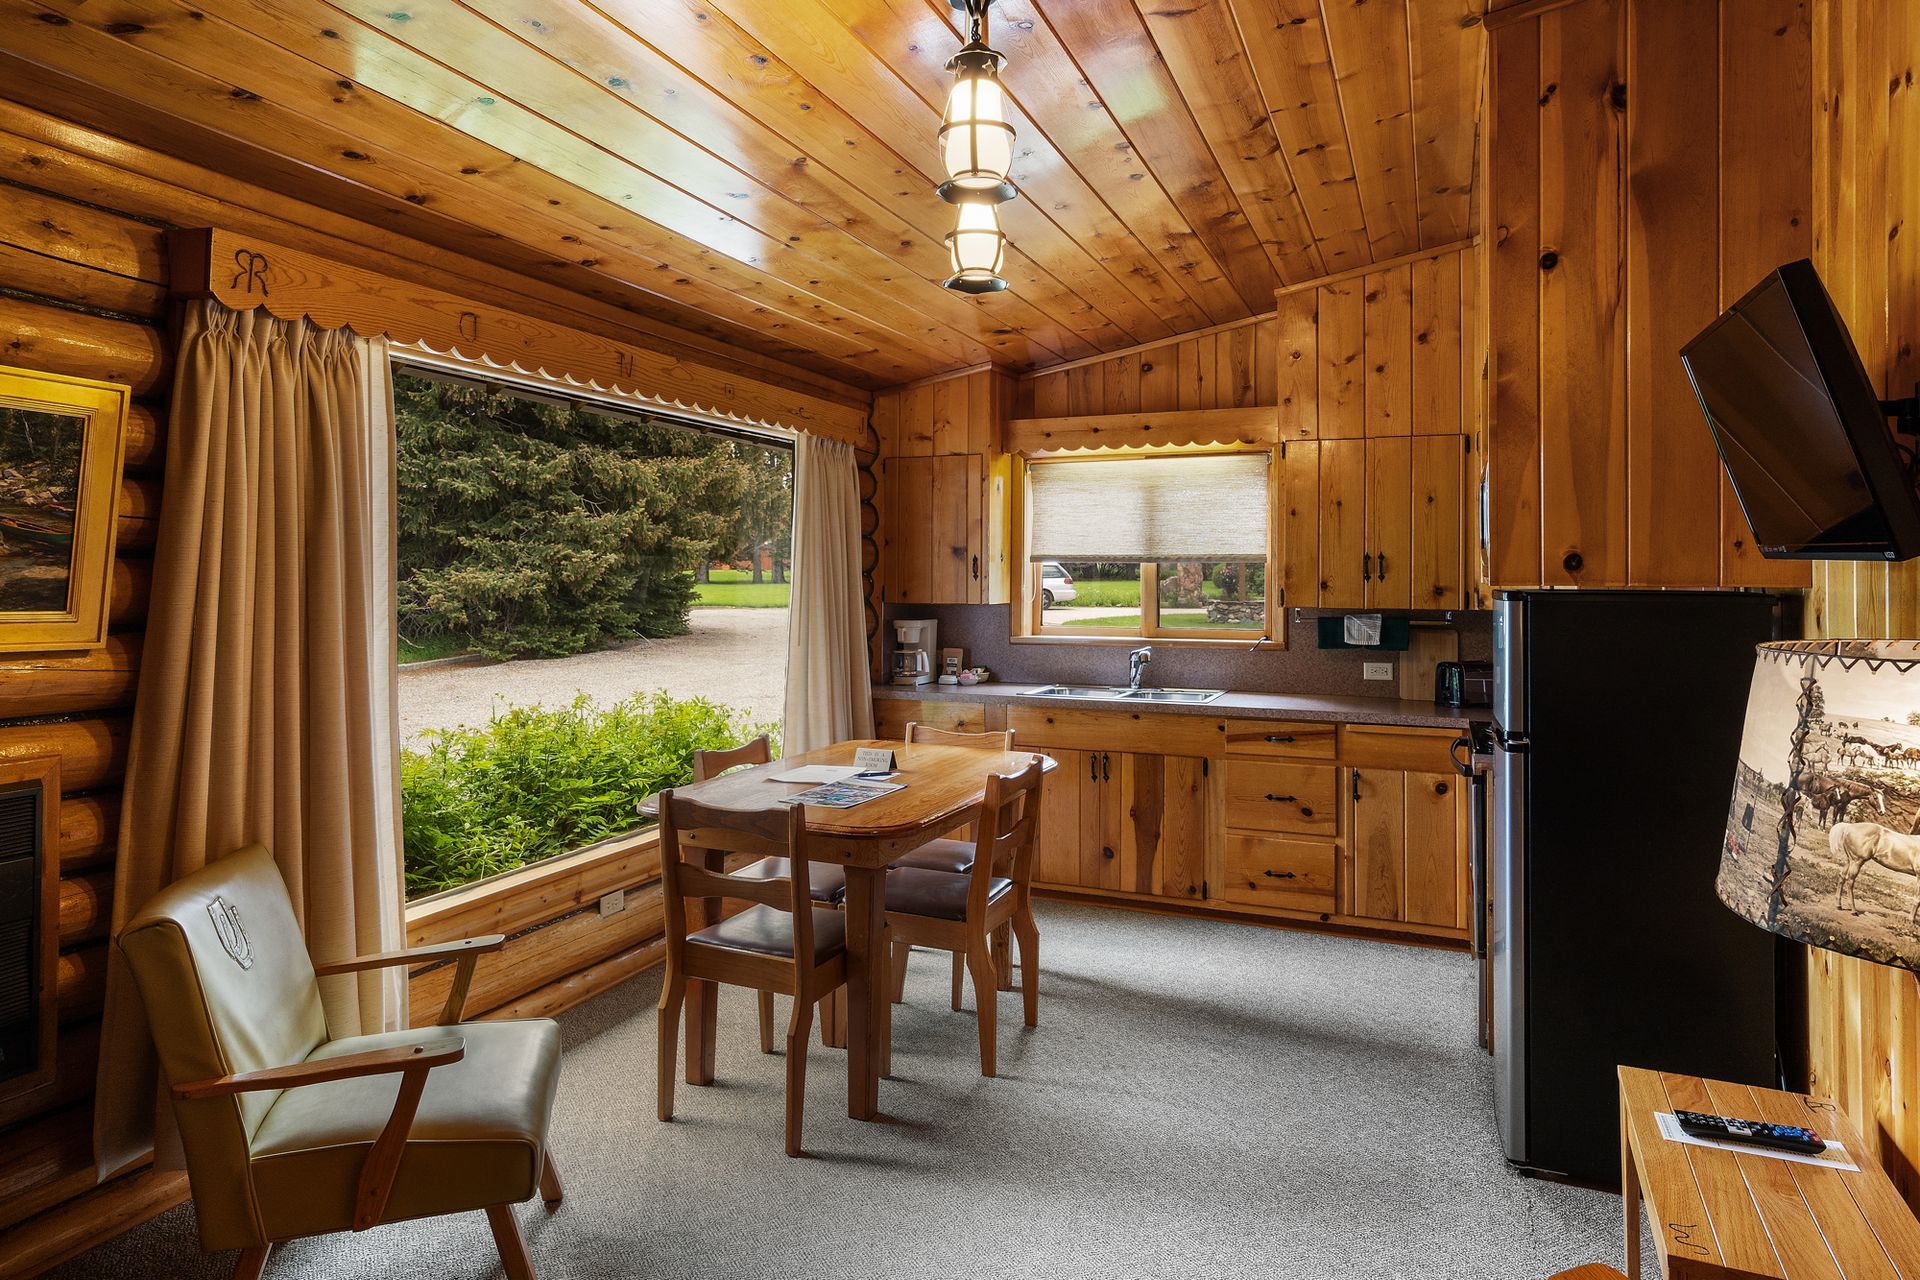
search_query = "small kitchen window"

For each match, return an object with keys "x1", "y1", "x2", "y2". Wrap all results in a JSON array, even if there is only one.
[{"x1": 1022, "y1": 452, "x2": 1276, "y2": 643}]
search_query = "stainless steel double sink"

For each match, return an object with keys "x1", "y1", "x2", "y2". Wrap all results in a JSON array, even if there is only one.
[{"x1": 1015, "y1": 684, "x2": 1225, "y2": 705}]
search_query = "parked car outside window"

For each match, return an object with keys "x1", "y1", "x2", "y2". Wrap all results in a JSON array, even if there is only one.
[{"x1": 1040, "y1": 560, "x2": 1077, "y2": 609}]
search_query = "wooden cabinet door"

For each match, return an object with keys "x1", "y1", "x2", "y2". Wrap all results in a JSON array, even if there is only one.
[
  {"x1": 1319, "y1": 439, "x2": 1367, "y2": 607},
  {"x1": 1077, "y1": 749, "x2": 1125, "y2": 891},
  {"x1": 1347, "y1": 767, "x2": 1405, "y2": 922},
  {"x1": 1277, "y1": 440, "x2": 1321, "y2": 608},
  {"x1": 1403, "y1": 770, "x2": 1465, "y2": 928},
  {"x1": 1033, "y1": 747, "x2": 1090, "y2": 887},
  {"x1": 883, "y1": 454, "x2": 983, "y2": 605},
  {"x1": 1119, "y1": 753, "x2": 1209, "y2": 901},
  {"x1": 1365, "y1": 436, "x2": 1413, "y2": 609},
  {"x1": 1409, "y1": 436, "x2": 1467, "y2": 609}
]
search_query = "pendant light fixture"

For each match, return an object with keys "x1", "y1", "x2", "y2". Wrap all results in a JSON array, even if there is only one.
[
  {"x1": 938, "y1": 0, "x2": 1016, "y2": 294},
  {"x1": 938, "y1": 0, "x2": 1017, "y2": 205},
  {"x1": 943, "y1": 199, "x2": 1010, "y2": 294}
]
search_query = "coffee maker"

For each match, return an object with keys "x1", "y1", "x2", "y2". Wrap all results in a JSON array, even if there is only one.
[{"x1": 892, "y1": 619, "x2": 937, "y2": 687}]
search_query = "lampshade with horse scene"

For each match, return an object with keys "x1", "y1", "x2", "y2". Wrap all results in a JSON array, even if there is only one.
[{"x1": 1720, "y1": 639, "x2": 1920, "y2": 968}]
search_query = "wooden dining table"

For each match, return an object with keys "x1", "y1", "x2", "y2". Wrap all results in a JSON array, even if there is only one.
[{"x1": 640, "y1": 738, "x2": 1055, "y2": 1120}]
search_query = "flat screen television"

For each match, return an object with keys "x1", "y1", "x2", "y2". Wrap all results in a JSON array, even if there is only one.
[{"x1": 1681, "y1": 257, "x2": 1920, "y2": 560}]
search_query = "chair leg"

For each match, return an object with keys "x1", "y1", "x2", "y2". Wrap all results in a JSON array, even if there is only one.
[
  {"x1": 950, "y1": 950, "x2": 965, "y2": 1011},
  {"x1": 785, "y1": 991, "x2": 815, "y2": 1157},
  {"x1": 657, "y1": 964, "x2": 686, "y2": 1122},
  {"x1": 820, "y1": 987, "x2": 845, "y2": 1049},
  {"x1": 964, "y1": 935, "x2": 998, "y2": 1078},
  {"x1": 1012, "y1": 906, "x2": 1041, "y2": 1028},
  {"x1": 539, "y1": 1151, "x2": 564, "y2": 1208},
  {"x1": 486, "y1": 1204, "x2": 536, "y2": 1280},
  {"x1": 993, "y1": 922, "x2": 1015, "y2": 991},
  {"x1": 758, "y1": 991, "x2": 776, "y2": 1054},
  {"x1": 891, "y1": 939, "x2": 911, "y2": 1003},
  {"x1": 232, "y1": 1245, "x2": 271, "y2": 1280}
]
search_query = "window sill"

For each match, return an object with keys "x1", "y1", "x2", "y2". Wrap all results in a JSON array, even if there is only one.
[
  {"x1": 405, "y1": 826, "x2": 663, "y2": 946},
  {"x1": 1012, "y1": 633, "x2": 1288, "y2": 651}
]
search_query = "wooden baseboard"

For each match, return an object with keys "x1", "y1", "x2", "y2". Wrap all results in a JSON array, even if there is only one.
[
  {"x1": 1032, "y1": 885, "x2": 1471, "y2": 951},
  {"x1": 0, "y1": 1165, "x2": 188, "y2": 1279}
]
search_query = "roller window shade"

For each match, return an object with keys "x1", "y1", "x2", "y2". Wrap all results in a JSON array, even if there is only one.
[{"x1": 1027, "y1": 455, "x2": 1269, "y2": 562}]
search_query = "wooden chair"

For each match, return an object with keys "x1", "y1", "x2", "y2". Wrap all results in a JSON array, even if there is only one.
[
  {"x1": 692, "y1": 735, "x2": 847, "y2": 1052},
  {"x1": 116, "y1": 846, "x2": 564, "y2": 1280},
  {"x1": 655, "y1": 790, "x2": 849, "y2": 1156},
  {"x1": 1547, "y1": 1268, "x2": 1627, "y2": 1280},
  {"x1": 885, "y1": 757, "x2": 1045, "y2": 1077}
]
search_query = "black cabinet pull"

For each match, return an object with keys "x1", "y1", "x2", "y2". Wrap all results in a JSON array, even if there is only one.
[
  {"x1": 1352, "y1": 769, "x2": 1362, "y2": 802},
  {"x1": 1263, "y1": 869, "x2": 1298, "y2": 880},
  {"x1": 1362, "y1": 551, "x2": 1373, "y2": 582},
  {"x1": 1376, "y1": 552, "x2": 1389, "y2": 580},
  {"x1": 1089, "y1": 755, "x2": 1098, "y2": 782},
  {"x1": 971, "y1": 554, "x2": 979, "y2": 580},
  {"x1": 1101, "y1": 752, "x2": 1111, "y2": 782},
  {"x1": 1264, "y1": 792, "x2": 1297, "y2": 804},
  {"x1": 1264, "y1": 734, "x2": 1294, "y2": 744}
]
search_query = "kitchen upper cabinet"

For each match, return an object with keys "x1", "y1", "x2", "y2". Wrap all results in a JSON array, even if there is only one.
[
  {"x1": 883, "y1": 454, "x2": 985, "y2": 605},
  {"x1": 1282, "y1": 436, "x2": 1467, "y2": 610},
  {"x1": 1346, "y1": 767, "x2": 1466, "y2": 930}
]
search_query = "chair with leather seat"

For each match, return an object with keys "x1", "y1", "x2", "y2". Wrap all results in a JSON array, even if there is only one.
[
  {"x1": 655, "y1": 790, "x2": 850, "y2": 1156},
  {"x1": 115, "y1": 845, "x2": 564, "y2": 1280},
  {"x1": 884, "y1": 757, "x2": 1045, "y2": 1077},
  {"x1": 692, "y1": 736, "x2": 848, "y2": 1052}
]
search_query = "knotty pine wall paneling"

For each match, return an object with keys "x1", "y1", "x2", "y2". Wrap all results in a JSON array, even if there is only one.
[
  {"x1": 1800, "y1": 0, "x2": 1920, "y2": 1214},
  {"x1": 1484, "y1": 0, "x2": 1812, "y2": 590}
]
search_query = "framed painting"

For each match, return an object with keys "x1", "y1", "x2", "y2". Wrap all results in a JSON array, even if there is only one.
[{"x1": 0, "y1": 366, "x2": 129, "y2": 652}]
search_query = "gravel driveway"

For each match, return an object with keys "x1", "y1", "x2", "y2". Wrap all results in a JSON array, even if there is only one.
[{"x1": 398, "y1": 607, "x2": 789, "y2": 743}]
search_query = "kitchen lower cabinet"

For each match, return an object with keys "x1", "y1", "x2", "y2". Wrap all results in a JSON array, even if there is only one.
[
  {"x1": 1215, "y1": 833, "x2": 1338, "y2": 912},
  {"x1": 1346, "y1": 766, "x2": 1467, "y2": 930},
  {"x1": 1120, "y1": 754, "x2": 1209, "y2": 901}
]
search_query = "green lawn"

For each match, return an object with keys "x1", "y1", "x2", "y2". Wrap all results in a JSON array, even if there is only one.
[
  {"x1": 694, "y1": 568, "x2": 790, "y2": 607},
  {"x1": 399, "y1": 634, "x2": 473, "y2": 665},
  {"x1": 1066, "y1": 612, "x2": 1220, "y2": 629}
]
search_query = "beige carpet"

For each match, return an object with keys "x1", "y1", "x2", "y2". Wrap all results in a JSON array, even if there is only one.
[{"x1": 52, "y1": 902, "x2": 1627, "y2": 1279}]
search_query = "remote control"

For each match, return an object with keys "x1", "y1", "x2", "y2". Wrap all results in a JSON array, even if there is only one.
[{"x1": 1674, "y1": 1109, "x2": 1827, "y2": 1154}]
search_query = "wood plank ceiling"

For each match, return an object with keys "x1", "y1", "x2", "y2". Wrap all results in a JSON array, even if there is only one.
[{"x1": 0, "y1": 0, "x2": 1486, "y2": 391}]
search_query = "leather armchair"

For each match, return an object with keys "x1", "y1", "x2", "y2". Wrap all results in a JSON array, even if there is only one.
[{"x1": 116, "y1": 845, "x2": 565, "y2": 1280}]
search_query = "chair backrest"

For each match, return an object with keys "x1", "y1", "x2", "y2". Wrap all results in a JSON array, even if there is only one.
[
  {"x1": 693, "y1": 733, "x2": 772, "y2": 783},
  {"x1": 657, "y1": 791, "x2": 818, "y2": 960},
  {"x1": 967, "y1": 757, "x2": 1047, "y2": 903},
  {"x1": 904, "y1": 722, "x2": 1016, "y2": 750},
  {"x1": 116, "y1": 844, "x2": 329, "y2": 1247}
]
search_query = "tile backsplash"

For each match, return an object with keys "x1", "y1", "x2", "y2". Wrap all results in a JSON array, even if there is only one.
[{"x1": 882, "y1": 605, "x2": 1492, "y2": 702}]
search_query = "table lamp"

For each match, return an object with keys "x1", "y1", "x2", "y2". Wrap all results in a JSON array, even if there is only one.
[{"x1": 1719, "y1": 638, "x2": 1920, "y2": 968}]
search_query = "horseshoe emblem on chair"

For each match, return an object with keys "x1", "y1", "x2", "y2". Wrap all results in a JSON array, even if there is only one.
[{"x1": 208, "y1": 896, "x2": 254, "y2": 970}]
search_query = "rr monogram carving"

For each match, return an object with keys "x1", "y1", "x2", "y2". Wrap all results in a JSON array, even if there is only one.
[
  {"x1": 229, "y1": 249, "x2": 271, "y2": 297},
  {"x1": 208, "y1": 896, "x2": 254, "y2": 970}
]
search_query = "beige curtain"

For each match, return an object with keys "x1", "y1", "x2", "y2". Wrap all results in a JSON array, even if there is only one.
[
  {"x1": 782, "y1": 434, "x2": 874, "y2": 754},
  {"x1": 94, "y1": 300, "x2": 405, "y2": 1177}
]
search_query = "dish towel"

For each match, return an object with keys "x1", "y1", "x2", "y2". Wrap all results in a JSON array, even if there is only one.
[{"x1": 1343, "y1": 613, "x2": 1384, "y2": 646}]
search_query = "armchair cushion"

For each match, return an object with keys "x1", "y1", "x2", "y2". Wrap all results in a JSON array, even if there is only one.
[{"x1": 247, "y1": 1019, "x2": 561, "y2": 1242}]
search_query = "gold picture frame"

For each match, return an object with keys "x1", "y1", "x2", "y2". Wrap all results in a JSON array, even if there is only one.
[{"x1": 0, "y1": 366, "x2": 129, "y2": 652}]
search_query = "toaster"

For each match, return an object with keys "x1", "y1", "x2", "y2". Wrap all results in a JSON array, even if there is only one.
[{"x1": 1434, "y1": 660, "x2": 1493, "y2": 707}]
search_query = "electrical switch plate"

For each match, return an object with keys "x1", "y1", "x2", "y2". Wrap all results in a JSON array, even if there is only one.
[
  {"x1": 1363, "y1": 662, "x2": 1394, "y2": 682},
  {"x1": 599, "y1": 889, "x2": 625, "y2": 918}
]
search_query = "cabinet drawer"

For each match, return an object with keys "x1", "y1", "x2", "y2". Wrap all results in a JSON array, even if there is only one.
[
  {"x1": 1221, "y1": 718, "x2": 1337, "y2": 760},
  {"x1": 1222, "y1": 761, "x2": 1338, "y2": 836},
  {"x1": 1338, "y1": 724, "x2": 1464, "y2": 773},
  {"x1": 1005, "y1": 706, "x2": 1221, "y2": 758},
  {"x1": 1216, "y1": 834, "x2": 1337, "y2": 911}
]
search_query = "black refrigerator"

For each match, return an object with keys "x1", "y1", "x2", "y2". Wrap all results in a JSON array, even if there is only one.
[{"x1": 1491, "y1": 589, "x2": 1781, "y2": 1183}]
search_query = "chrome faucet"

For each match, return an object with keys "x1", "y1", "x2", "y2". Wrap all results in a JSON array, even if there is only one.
[{"x1": 1128, "y1": 645, "x2": 1153, "y2": 690}]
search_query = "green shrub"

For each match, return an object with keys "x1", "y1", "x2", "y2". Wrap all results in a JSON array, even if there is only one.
[{"x1": 400, "y1": 692, "x2": 776, "y2": 898}]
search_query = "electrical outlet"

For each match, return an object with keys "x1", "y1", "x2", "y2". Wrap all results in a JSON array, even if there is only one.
[
  {"x1": 1363, "y1": 661, "x2": 1395, "y2": 682},
  {"x1": 598, "y1": 889, "x2": 625, "y2": 918}
]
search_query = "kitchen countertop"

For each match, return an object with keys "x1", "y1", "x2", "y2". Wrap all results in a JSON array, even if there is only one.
[{"x1": 872, "y1": 681, "x2": 1483, "y2": 730}]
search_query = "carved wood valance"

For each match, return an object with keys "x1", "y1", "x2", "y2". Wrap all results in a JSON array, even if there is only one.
[
  {"x1": 1003, "y1": 405, "x2": 1281, "y2": 455},
  {"x1": 164, "y1": 228, "x2": 866, "y2": 442}
]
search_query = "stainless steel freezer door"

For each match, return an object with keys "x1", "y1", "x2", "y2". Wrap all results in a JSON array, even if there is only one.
[
  {"x1": 1491, "y1": 739, "x2": 1528, "y2": 1163},
  {"x1": 1493, "y1": 593, "x2": 1525, "y2": 736}
]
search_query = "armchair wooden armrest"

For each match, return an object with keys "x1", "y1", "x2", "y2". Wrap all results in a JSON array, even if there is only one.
[
  {"x1": 177, "y1": 1035, "x2": 467, "y2": 1233},
  {"x1": 170, "y1": 1037, "x2": 466, "y2": 1101},
  {"x1": 314, "y1": 935, "x2": 505, "y2": 1026}
]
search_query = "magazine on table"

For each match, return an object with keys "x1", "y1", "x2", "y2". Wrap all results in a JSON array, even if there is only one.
[{"x1": 782, "y1": 776, "x2": 904, "y2": 809}]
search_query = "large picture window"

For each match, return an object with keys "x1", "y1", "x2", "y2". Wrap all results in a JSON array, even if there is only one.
[
  {"x1": 1025, "y1": 453, "x2": 1275, "y2": 642},
  {"x1": 392, "y1": 367, "x2": 792, "y2": 898}
]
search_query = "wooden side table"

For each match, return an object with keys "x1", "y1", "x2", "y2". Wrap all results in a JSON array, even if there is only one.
[{"x1": 1618, "y1": 1065, "x2": 1920, "y2": 1278}]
